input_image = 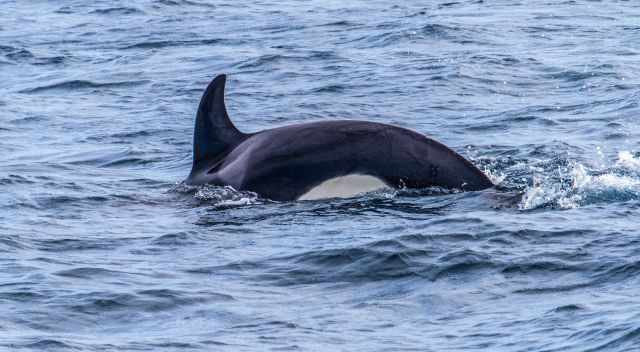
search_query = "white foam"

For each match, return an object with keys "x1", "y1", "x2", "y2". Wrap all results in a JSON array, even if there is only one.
[
  {"x1": 592, "y1": 174, "x2": 640, "y2": 189},
  {"x1": 520, "y1": 156, "x2": 640, "y2": 210},
  {"x1": 194, "y1": 185, "x2": 259, "y2": 206},
  {"x1": 519, "y1": 175, "x2": 561, "y2": 210},
  {"x1": 616, "y1": 151, "x2": 640, "y2": 170},
  {"x1": 483, "y1": 167, "x2": 506, "y2": 185}
]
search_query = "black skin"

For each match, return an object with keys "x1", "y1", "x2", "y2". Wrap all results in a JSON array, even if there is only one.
[{"x1": 186, "y1": 75, "x2": 494, "y2": 201}]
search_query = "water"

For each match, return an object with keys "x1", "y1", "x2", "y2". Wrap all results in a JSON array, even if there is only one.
[{"x1": 2, "y1": 0, "x2": 640, "y2": 350}]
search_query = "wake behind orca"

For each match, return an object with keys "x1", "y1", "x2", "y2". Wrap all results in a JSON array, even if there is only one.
[{"x1": 185, "y1": 74, "x2": 493, "y2": 201}]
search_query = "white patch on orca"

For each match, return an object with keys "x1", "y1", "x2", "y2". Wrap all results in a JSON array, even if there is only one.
[{"x1": 298, "y1": 174, "x2": 389, "y2": 201}]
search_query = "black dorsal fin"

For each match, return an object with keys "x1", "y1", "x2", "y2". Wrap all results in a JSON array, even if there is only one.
[{"x1": 191, "y1": 74, "x2": 244, "y2": 171}]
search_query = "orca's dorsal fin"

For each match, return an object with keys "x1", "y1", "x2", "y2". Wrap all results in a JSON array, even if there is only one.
[{"x1": 191, "y1": 74, "x2": 244, "y2": 170}]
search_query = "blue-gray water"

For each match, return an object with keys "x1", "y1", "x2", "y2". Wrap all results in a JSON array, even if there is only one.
[{"x1": 2, "y1": 1, "x2": 640, "y2": 351}]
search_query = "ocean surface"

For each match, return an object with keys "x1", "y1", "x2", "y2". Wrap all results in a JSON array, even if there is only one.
[{"x1": 2, "y1": 1, "x2": 640, "y2": 351}]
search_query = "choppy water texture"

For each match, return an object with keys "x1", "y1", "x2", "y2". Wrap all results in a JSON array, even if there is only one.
[{"x1": 2, "y1": 1, "x2": 640, "y2": 351}]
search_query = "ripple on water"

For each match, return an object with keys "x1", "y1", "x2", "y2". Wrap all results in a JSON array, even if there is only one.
[
  {"x1": 64, "y1": 289, "x2": 233, "y2": 315},
  {"x1": 33, "y1": 238, "x2": 132, "y2": 252},
  {"x1": 20, "y1": 340, "x2": 78, "y2": 350},
  {"x1": 120, "y1": 38, "x2": 230, "y2": 50},
  {"x1": 19, "y1": 80, "x2": 150, "y2": 94},
  {"x1": 89, "y1": 7, "x2": 144, "y2": 15},
  {"x1": 3, "y1": 1, "x2": 640, "y2": 351}
]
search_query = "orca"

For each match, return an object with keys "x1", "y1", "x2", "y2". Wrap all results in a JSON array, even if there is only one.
[{"x1": 185, "y1": 74, "x2": 493, "y2": 201}]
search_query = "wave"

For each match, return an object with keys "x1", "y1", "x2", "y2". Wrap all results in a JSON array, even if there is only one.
[
  {"x1": 20, "y1": 79, "x2": 149, "y2": 93},
  {"x1": 5, "y1": 48, "x2": 34, "y2": 61},
  {"x1": 0, "y1": 235, "x2": 30, "y2": 252},
  {"x1": 89, "y1": 7, "x2": 144, "y2": 15},
  {"x1": 1, "y1": 45, "x2": 69, "y2": 66},
  {"x1": 310, "y1": 84, "x2": 347, "y2": 93},
  {"x1": 181, "y1": 228, "x2": 640, "y2": 305},
  {"x1": 121, "y1": 38, "x2": 228, "y2": 50},
  {"x1": 57, "y1": 148, "x2": 161, "y2": 168},
  {"x1": 0, "y1": 174, "x2": 36, "y2": 185},
  {"x1": 61, "y1": 289, "x2": 233, "y2": 315},
  {"x1": 150, "y1": 232, "x2": 199, "y2": 246},
  {"x1": 19, "y1": 340, "x2": 77, "y2": 350},
  {"x1": 34, "y1": 238, "x2": 126, "y2": 252},
  {"x1": 153, "y1": 0, "x2": 216, "y2": 8},
  {"x1": 192, "y1": 231, "x2": 593, "y2": 286},
  {"x1": 55, "y1": 267, "x2": 129, "y2": 279},
  {"x1": 520, "y1": 150, "x2": 640, "y2": 209},
  {"x1": 234, "y1": 54, "x2": 305, "y2": 69},
  {"x1": 317, "y1": 20, "x2": 361, "y2": 28}
]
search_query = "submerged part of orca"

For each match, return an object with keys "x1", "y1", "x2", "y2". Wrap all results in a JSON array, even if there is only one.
[{"x1": 185, "y1": 74, "x2": 494, "y2": 201}]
